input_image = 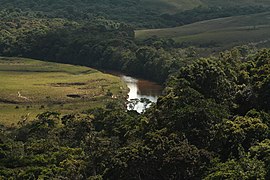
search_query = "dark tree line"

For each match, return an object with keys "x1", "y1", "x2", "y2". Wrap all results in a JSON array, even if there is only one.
[{"x1": 0, "y1": 0, "x2": 269, "y2": 28}]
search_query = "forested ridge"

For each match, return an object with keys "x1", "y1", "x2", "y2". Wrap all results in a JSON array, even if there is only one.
[
  {"x1": 1, "y1": 0, "x2": 270, "y2": 179},
  {"x1": 1, "y1": 0, "x2": 269, "y2": 28}
]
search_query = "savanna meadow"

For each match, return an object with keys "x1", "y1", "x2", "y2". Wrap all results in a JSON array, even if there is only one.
[{"x1": 1, "y1": 0, "x2": 270, "y2": 179}]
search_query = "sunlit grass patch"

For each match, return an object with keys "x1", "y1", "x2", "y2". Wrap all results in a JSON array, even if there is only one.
[{"x1": 0, "y1": 57, "x2": 127, "y2": 126}]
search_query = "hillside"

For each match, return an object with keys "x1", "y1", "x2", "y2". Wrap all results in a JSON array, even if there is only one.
[
  {"x1": 202, "y1": 0, "x2": 270, "y2": 7},
  {"x1": 142, "y1": 0, "x2": 203, "y2": 14},
  {"x1": 136, "y1": 12, "x2": 270, "y2": 48},
  {"x1": 0, "y1": 57, "x2": 127, "y2": 126},
  {"x1": 142, "y1": 0, "x2": 270, "y2": 14},
  {"x1": 1, "y1": 0, "x2": 269, "y2": 28}
]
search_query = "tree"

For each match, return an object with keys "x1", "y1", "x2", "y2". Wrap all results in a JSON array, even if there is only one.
[
  {"x1": 149, "y1": 86, "x2": 228, "y2": 148},
  {"x1": 177, "y1": 58, "x2": 237, "y2": 105},
  {"x1": 204, "y1": 156, "x2": 266, "y2": 180},
  {"x1": 250, "y1": 139, "x2": 270, "y2": 179},
  {"x1": 215, "y1": 116, "x2": 268, "y2": 159}
]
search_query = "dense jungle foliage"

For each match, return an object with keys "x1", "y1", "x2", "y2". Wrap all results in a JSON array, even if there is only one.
[
  {"x1": 1, "y1": 48, "x2": 270, "y2": 179},
  {"x1": 1, "y1": 0, "x2": 270, "y2": 179}
]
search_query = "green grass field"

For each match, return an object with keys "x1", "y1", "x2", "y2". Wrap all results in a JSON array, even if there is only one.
[
  {"x1": 0, "y1": 57, "x2": 127, "y2": 126},
  {"x1": 136, "y1": 12, "x2": 270, "y2": 48}
]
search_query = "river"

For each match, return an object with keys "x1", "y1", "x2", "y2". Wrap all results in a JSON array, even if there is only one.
[{"x1": 120, "y1": 75, "x2": 163, "y2": 113}]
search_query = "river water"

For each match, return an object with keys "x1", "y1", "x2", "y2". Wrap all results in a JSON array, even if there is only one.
[{"x1": 120, "y1": 75, "x2": 163, "y2": 113}]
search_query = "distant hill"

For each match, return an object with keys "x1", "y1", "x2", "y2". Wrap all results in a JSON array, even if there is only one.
[
  {"x1": 141, "y1": 0, "x2": 270, "y2": 14},
  {"x1": 1, "y1": 0, "x2": 270, "y2": 28},
  {"x1": 202, "y1": 0, "x2": 270, "y2": 8},
  {"x1": 136, "y1": 12, "x2": 270, "y2": 48},
  {"x1": 141, "y1": 0, "x2": 203, "y2": 14}
]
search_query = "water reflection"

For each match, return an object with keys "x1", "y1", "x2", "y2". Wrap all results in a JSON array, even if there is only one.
[{"x1": 120, "y1": 75, "x2": 162, "y2": 113}]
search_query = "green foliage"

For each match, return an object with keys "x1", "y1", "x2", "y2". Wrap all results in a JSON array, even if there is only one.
[
  {"x1": 215, "y1": 115, "x2": 269, "y2": 159},
  {"x1": 105, "y1": 129, "x2": 212, "y2": 179},
  {"x1": 150, "y1": 86, "x2": 228, "y2": 148},
  {"x1": 204, "y1": 156, "x2": 266, "y2": 180},
  {"x1": 250, "y1": 139, "x2": 270, "y2": 178},
  {"x1": 0, "y1": 1, "x2": 269, "y2": 28},
  {"x1": 177, "y1": 58, "x2": 237, "y2": 104}
]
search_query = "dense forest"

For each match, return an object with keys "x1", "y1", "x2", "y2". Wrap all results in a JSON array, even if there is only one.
[
  {"x1": 1, "y1": 0, "x2": 270, "y2": 179},
  {"x1": 0, "y1": 0, "x2": 269, "y2": 28}
]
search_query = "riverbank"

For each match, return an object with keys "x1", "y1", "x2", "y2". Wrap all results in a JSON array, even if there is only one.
[{"x1": 118, "y1": 75, "x2": 163, "y2": 113}]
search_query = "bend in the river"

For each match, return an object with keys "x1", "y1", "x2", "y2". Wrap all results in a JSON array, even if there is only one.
[{"x1": 120, "y1": 75, "x2": 163, "y2": 113}]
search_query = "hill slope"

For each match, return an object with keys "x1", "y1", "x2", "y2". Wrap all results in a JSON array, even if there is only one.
[
  {"x1": 0, "y1": 57, "x2": 127, "y2": 126},
  {"x1": 141, "y1": 0, "x2": 270, "y2": 14},
  {"x1": 142, "y1": 0, "x2": 203, "y2": 13},
  {"x1": 136, "y1": 12, "x2": 270, "y2": 48},
  {"x1": 202, "y1": 0, "x2": 270, "y2": 7}
]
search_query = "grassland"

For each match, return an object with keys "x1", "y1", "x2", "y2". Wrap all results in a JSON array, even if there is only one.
[
  {"x1": 0, "y1": 57, "x2": 127, "y2": 126},
  {"x1": 136, "y1": 12, "x2": 270, "y2": 48}
]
